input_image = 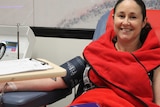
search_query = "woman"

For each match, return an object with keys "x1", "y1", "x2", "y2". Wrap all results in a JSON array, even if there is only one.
[
  {"x1": 68, "y1": 0, "x2": 160, "y2": 106},
  {"x1": 1, "y1": 0, "x2": 160, "y2": 106}
]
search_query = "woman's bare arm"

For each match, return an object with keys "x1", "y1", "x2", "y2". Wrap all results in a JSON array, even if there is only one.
[
  {"x1": 0, "y1": 77, "x2": 67, "y2": 92},
  {"x1": 153, "y1": 66, "x2": 160, "y2": 105}
]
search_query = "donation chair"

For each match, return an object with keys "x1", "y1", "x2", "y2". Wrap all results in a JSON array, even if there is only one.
[{"x1": 1, "y1": 9, "x2": 160, "y2": 107}]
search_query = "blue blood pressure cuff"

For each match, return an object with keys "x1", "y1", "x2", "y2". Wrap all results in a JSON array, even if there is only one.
[{"x1": 61, "y1": 56, "x2": 86, "y2": 88}]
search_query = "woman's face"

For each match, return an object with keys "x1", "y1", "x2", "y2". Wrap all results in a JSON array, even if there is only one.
[{"x1": 113, "y1": 0, "x2": 146, "y2": 43}]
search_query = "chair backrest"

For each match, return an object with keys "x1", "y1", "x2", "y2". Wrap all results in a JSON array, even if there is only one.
[
  {"x1": 92, "y1": 11, "x2": 110, "y2": 40},
  {"x1": 93, "y1": 9, "x2": 160, "y2": 40},
  {"x1": 146, "y1": 10, "x2": 160, "y2": 38}
]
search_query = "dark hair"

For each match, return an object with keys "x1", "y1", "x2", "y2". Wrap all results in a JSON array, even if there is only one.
[{"x1": 113, "y1": 0, "x2": 152, "y2": 44}]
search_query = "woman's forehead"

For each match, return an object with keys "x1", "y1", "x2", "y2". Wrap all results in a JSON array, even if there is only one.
[{"x1": 115, "y1": 0, "x2": 142, "y2": 14}]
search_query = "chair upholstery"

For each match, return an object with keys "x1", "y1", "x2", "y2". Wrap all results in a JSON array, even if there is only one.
[
  {"x1": 1, "y1": 88, "x2": 72, "y2": 107},
  {"x1": 92, "y1": 10, "x2": 110, "y2": 40},
  {"x1": 1, "y1": 9, "x2": 160, "y2": 107},
  {"x1": 146, "y1": 10, "x2": 160, "y2": 37}
]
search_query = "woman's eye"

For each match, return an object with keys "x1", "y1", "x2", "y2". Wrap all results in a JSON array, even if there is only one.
[
  {"x1": 118, "y1": 15, "x2": 124, "y2": 18},
  {"x1": 130, "y1": 16, "x2": 136, "y2": 19}
]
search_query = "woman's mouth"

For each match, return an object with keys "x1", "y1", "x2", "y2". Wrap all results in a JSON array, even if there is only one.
[{"x1": 120, "y1": 28, "x2": 132, "y2": 32}]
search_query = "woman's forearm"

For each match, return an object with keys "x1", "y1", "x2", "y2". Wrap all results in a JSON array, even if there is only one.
[{"x1": 0, "y1": 77, "x2": 67, "y2": 92}]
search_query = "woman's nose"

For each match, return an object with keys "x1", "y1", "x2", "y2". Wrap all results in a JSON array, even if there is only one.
[{"x1": 122, "y1": 18, "x2": 130, "y2": 25}]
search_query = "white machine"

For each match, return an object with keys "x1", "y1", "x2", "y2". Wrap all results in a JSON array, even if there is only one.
[{"x1": 0, "y1": 25, "x2": 36, "y2": 60}]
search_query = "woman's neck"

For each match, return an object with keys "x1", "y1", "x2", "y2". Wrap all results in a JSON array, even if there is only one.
[{"x1": 115, "y1": 41, "x2": 142, "y2": 52}]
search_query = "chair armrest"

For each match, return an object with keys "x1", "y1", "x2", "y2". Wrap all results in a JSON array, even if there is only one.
[{"x1": 1, "y1": 88, "x2": 72, "y2": 107}]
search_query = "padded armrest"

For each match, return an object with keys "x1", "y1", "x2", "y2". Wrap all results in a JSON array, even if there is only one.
[{"x1": 1, "y1": 88, "x2": 72, "y2": 107}]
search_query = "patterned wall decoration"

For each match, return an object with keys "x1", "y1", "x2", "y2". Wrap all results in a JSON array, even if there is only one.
[
  {"x1": 0, "y1": 0, "x2": 159, "y2": 28},
  {"x1": 57, "y1": 0, "x2": 160, "y2": 28}
]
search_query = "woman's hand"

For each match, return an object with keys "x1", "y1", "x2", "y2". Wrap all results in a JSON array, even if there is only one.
[{"x1": 0, "y1": 82, "x2": 10, "y2": 93}]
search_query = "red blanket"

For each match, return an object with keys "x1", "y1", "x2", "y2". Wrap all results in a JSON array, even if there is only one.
[{"x1": 70, "y1": 28, "x2": 160, "y2": 107}]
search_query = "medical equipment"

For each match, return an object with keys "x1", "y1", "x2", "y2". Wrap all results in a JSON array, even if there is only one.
[
  {"x1": 0, "y1": 25, "x2": 35, "y2": 61},
  {"x1": 0, "y1": 42, "x2": 6, "y2": 60}
]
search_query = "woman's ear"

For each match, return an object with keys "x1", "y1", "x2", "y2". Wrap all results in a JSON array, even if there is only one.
[
  {"x1": 142, "y1": 17, "x2": 147, "y2": 28},
  {"x1": 112, "y1": 14, "x2": 114, "y2": 19}
]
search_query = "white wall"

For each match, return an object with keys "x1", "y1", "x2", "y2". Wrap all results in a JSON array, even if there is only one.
[
  {"x1": 1, "y1": 0, "x2": 159, "y2": 28},
  {"x1": 32, "y1": 37, "x2": 91, "y2": 65},
  {"x1": 0, "y1": 0, "x2": 110, "y2": 28}
]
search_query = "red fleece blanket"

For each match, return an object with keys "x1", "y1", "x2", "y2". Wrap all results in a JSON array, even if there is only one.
[{"x1": 70, "y1": 28, "x2": 160, "y2": 107}]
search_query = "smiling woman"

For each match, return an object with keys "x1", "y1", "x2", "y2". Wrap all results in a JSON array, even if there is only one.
[
  {"x1": 113, "y1": 0, "x2": 147, "y2": 52},
  {"x1": 0, "y1": 0, "x2": 160, "y2": 107}
]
